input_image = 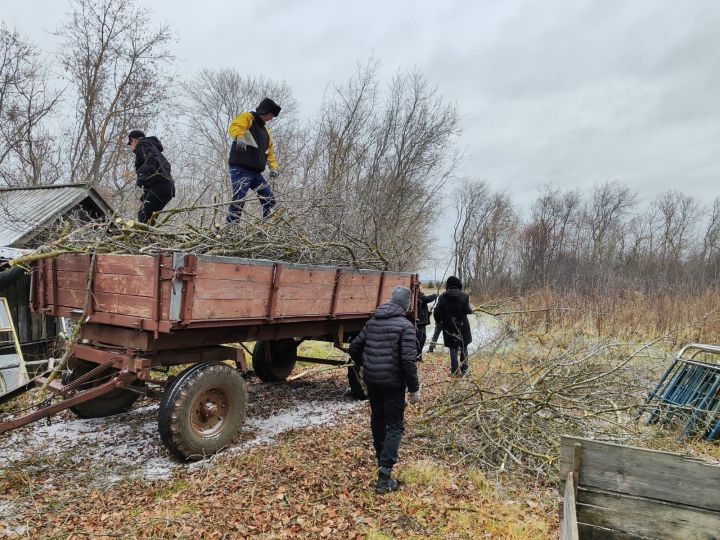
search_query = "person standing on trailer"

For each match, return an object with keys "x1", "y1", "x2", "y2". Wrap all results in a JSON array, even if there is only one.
[
  {"x1": 128, "y1": 130, "x2": 175, "y2": 224},
  {"x1": 349, "y1": 286, "x2": 420, "y2": 494},
  {"x1": 226, "y1": 98, "x2": 281, "y2": 221}
]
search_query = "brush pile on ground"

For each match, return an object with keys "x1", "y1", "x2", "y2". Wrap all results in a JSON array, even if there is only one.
[
  {"x1": 12, "y1": 203, "x2": 391, "y2": 270},
  {"x1": 417, "y1": 327, "x2": 662, "y2": 480}
]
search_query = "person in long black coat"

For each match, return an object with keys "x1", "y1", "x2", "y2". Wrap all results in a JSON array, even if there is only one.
[{"x1": 433, "y1": 276, "x2": 473, "y2": 375}]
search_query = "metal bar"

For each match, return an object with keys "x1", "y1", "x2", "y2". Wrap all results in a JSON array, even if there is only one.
[
  {"x1": 48, "y1": 256, "x2": 57, "y2": 312},
  {"x1": 266, "y1": 262, "x2": 282, "y2": 321},
  {"x1": 0, "y1": 378, "x2": 120, "y2": 434},
  {"x1": 329, "y1": 268, "x2": 342, "y2": 318},
  {"x1": 684, "y1": 372, "x2": 720, "y2": 437},
  {"x1": 375, "y1": 271, "x2": 386, "y2": 308},
  {"x1": 180, "y1": 254, "x2": 197, "y2": 324},
  {"x1": 151, "y1": 254, "x2": 161, "y2": 338},
  {"x1": 295, "y1": 356, "x2": 350, "y2": 367}
]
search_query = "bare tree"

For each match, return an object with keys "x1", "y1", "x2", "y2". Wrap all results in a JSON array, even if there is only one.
[
  {"x1": 58, "y1": 0, "x2": 174, "y2": 196},
  {"x1": 300, "y1": 62, "x2": 460, "y2": 271},
  {"x1": 0, "y1": 25, "x2": 62, "y2": 186}
]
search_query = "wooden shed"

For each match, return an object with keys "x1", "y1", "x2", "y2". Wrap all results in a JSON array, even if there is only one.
[{"x1": 0, "y1": 184, "x2": 112, "y2": 360}]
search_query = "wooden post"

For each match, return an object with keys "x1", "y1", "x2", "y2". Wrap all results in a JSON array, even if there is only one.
[{"x1": 572, "y1": 442, "x2": 581, "y2": 498}]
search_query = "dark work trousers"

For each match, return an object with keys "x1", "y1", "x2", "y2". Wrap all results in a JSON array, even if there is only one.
[
  {"x1": 365, "y1": 383, "x2": 406, "y2": 470},
  {"x1": 227, "y1": 165, "x2": 276, "y2": 221},
  {"x1": 138, "y1": 183, "x2": 174, "y2": 224},
  {"x1": 449, "y1": 346, "x2": 469, "y2": 375},
  {"x1": 416, "y1": 324, "x2": 427, "y2": 359},
  {"x1": 431, "y1": 324, "x2": 442, "y2": 344}
]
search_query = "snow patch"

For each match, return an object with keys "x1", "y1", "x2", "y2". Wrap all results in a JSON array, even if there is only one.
[{"x1": 0, "y1": 399, "x2": 360, "y2": 482}]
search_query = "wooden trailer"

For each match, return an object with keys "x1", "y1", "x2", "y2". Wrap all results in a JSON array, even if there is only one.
[{"x1": 0, "y1": 253, "x2": 419, "y2": 459}]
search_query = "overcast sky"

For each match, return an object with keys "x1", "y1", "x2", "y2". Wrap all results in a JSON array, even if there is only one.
[{"x1": 4, "y1": 0, "x2": 720, "y2": 274}]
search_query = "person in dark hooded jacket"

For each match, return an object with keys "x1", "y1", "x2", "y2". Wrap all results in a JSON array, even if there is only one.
[
  {"x1": 349, "y1": 286, "x2": 420, "y2": 494},
  {"x1": 415, "y1": 286, "x2": 437, "y2": 361},
  {"x1": 433, "y1": 276, "x2": 473, "y2": 375},
  {"x1": 226, "y1": 97, "x2": 281, "y2": 221},
  {"x1": 128, "y1": 130, "x2": 175, "y2": 224}
]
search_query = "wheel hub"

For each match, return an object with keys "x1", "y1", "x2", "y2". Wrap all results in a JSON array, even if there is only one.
[{"x1": 191, "y1": 387, "x2": 230, "y2": 437}]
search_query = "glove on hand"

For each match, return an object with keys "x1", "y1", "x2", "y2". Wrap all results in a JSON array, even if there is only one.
[
  {"x1": 235, "y1": 140, "x2": 247, "y2": 152},
  {"x1": 269, "y1": 170, "x2": 279, "y2": 179},
  {"x1": 408, "y1": 390, "x2": 420, "y2": 405}
]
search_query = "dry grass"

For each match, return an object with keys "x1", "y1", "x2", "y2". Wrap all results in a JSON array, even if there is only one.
[{"x1": 475, "y1": 287, "x2": 720, "y2": 345}]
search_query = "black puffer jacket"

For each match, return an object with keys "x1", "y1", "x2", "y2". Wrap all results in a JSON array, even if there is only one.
[
  {"x1": 433, "y1": 288, "x2": 473, "y2": 349},
  {"x1": 134, "y1": 136, "x2": 173, "y2": 190},
  {"x1": 348, "y1": 302, "x2": 419, "y2": 392}
]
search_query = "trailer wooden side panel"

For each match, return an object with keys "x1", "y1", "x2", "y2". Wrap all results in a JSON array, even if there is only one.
[{"x1": 33, "y1": 253, "x2": 418, "y2": 333}]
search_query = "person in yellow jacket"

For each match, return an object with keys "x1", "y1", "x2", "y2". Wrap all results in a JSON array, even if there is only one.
[{"x1": 226, "y1": 97, "x2": 281, "y2": 221}]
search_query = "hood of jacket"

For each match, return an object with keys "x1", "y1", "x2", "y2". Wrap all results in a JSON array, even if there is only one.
[
  {"x1": 373, "y1": 302, "x2": 407, "y2": 319},
  {"x1": 136, "y1": 136, "x2": 164, "y2": 153},
  {"x1": 442, "y1": 288, "x2": 467, "y2": 301}
]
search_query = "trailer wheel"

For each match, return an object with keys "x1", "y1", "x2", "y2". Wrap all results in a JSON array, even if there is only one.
[
  {"x1": 347, "y1": 362, "x2": 367, "y2": 400},
  {"x1": 252, "y1": 339, "x2": 298, "y2": 382},
  {"x1": 64, "y1": 361, "x2": 142, "y2": 418},
  {"x1": 158, "y1": 362, "x2": 247, "y2": 461}
]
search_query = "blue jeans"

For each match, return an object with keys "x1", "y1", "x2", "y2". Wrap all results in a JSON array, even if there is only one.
[
  {"x1": 449, "y1": 346, "x2": 469, "y2": 374},
  {"x1": 227, "y1": 165, "x2": 276, "y2": 221}
]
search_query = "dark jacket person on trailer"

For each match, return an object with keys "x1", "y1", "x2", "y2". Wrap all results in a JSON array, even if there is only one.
[
  {"x1": 349, "y1": 286, "x2": 420, "y2": 494},
  {"x1": 128, "y1": 130, "x2": 175, "y2": 224},
  {"x1": 433, "y1": 276, "x2": 473, "y2": 376}
]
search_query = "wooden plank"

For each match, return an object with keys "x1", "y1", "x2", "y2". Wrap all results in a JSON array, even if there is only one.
[
  {"x1": 54, "y1": 253, "x2": 90, "y2": 272},
  {"x1": 192, "y1": 297, "x2": 269, "y2": 320},
  {"x1": 274, "y1": 267, "x2": 337, "y2": 286},
  {"x1": 56, "y1": 270, "x2": 154, "y2": 297},
  {"x1": 55, "y1": 289, "x2": 153, "y2": 318},
  {"x1": 274, "y1": 297, "x2": 337, "y2": 318},
  {"x1": 560, "y1": 436, "x2": 720, "y2": 511},
  {"x1": 194, "y1": 260, "x2": 274, "y2": 282},
  {"x1": 560, "y1": 472, "x2": 579, "y2": 540},
  {"x1": 577, "y1": 524, "x2": 644, "y2": 540},
  {"x1": 193, "y1": 279, "x2": 271, "y2": 300},
  {"x1": 576, "y1": 487, "x2": 720, "y2": 539}
]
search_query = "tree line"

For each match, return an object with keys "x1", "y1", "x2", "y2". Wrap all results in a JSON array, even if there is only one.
[{"x1": 452, "y1": 180, "x2": 720, "y2": 296}]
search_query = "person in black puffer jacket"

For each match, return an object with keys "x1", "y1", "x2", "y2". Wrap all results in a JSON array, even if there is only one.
[
  {"x1": 433, "y1": 276, "x2": 473, "y2": 375},
  {"x1": 128, "y1": 130, "x2": 175, "y2": 224},
  {"x1": 349, "y1": 286, "x2": 419, "y2": 494}
]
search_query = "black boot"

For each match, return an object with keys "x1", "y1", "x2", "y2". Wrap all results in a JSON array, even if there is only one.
[{"x1": 375, "y1": 467, "x2": 399, "y2": 494}]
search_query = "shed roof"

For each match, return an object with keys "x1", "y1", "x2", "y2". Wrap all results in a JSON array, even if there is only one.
[{"x1": 0, "y1": 184, "x2": 113, "y2": 248}]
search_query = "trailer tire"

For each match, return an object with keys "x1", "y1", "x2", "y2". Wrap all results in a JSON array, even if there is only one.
[
  {"x1": 65, "y1": 361, "x2": 142, "y2": 418},
  {"x1": 347, "y1": 363, "x2": 367, "y2": 400},
  {"x1": 252, "y1": 339, "x2": 298, "y2": 382},
  {"x1": 158, "y1": 362, "x2": 247, "y2": 461}
]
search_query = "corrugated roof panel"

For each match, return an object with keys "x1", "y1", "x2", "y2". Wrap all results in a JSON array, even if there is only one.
[{"x1": 0, "y1": 185, "x2": 91, "y2": 247}]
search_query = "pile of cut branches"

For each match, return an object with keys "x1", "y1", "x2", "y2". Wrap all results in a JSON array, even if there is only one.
[
  {"x1": 416, "y1": 328, "x2": 667, "y2": 479},
  {"x1": 9, "y1": 200, "x2": 392, "y2": 270}
]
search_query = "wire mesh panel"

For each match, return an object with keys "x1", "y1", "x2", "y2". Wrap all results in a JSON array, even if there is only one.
[{"x1": 645, "y1": 344, "x2": 720, "y2": 441}]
